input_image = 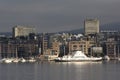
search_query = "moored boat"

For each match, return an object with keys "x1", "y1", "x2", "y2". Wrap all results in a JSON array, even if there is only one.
[
  {"x1": 0, "y1": 58, "x2": 7, "y2": 63},
  {"x1": 103, "y1": 55, "x2": 110, "y2": 61},
  {"x1": 28, "y1": 57, "x2": 36, "y2": 62},
  {"x1": 19, "y1": 58, "x2": 26, "y2": 62},
  {"x1": 54, "y1": 51, "x2": 102, "y2": 62},
  {"x1": 12, "y1": 58, "x2": 20, "y2": 63},
  {"x1": 118, "y1": 58, "x2": 120, "y2": 61},
  {"x1": 4, "y1": 58, "x2": 13, "y2": 63}
]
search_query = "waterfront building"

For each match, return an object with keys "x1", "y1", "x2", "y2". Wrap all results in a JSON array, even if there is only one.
[
  {"x1": 91, "y1": 47, "x2": 103, "y2": 57},
  {"x1": 105, "y1": 38, "x2": 117, "y2": 59},
  {"x1": 51, "y1": 41, "x2": 60, "y2": 55},
  {"x1": 13, "y1": 25, "x2": 36, "y2": 38},
  {"x1": 0, "y1": 40, "x2": 39, "y2": 58},
  {"x1": 40, "y1": 33, "x2": 61, "y2": 55},
  {"x1": 42, "y1": 41, "x2": 60, "y2": 55},
  {"x1": 40, "y1": 41, "x2": 60, "y2": 60},
  {"x1": 84, "y1": 19, "x2": 99, "y2": 35},
  {"x1": 68, "y1": 39, "x2": 95, "y2": 55},
  {"x1": 40, "y1": 33, "x2": 50, "y2": 55},
  {"x1": 100, "y1": 31, "x2": 120, "y2": 59},
  {"x1": 100, "y1": 30, "x2": 118, "y2": 40}
]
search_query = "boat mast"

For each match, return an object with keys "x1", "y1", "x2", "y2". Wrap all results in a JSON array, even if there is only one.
[
  {"x1": 90, "y1": 48, "x2": 92, "y2": 57},
  {"x1": 118, "y1": 45, "x2": 119, "y2": 59},
  {"x1": 16, "y1": 45, "x2": 18, "y2": 58},
  {"x1": 63, "y1": 45, "x2": 65, "y2": 56}
]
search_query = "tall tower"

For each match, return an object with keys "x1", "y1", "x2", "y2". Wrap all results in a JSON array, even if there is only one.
[
  {"x1": 13, "y1": 25, "x2": 36, "y2": 38},
  {"x1": 84, "y1": 19, "x2": 99, "y2": 35}
]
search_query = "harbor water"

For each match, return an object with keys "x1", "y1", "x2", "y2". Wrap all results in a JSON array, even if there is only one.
[{"x1": 0, "y1": 61, "x2": 120, "y2": 80}]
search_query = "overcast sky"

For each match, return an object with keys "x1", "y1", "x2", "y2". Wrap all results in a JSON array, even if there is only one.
[{"x1": 0, "y1": 0, "x2": 120, "y2": 32}]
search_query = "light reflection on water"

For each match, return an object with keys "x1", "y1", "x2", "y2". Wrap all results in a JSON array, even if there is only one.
[{"x1": 0, "y1": 61, "x2": 120, "y2": 80}]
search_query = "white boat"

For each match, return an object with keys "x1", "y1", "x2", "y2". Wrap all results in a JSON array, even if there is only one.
[
  {"x1": 12, "y1": 47, "x2": 20, "y2": 63},
  {"x1": 103, "y1": 55, "x2": 110, "y2": 61},
  {"x1": 13, "y1": 58, "x2": 20, "y2": 63},
  {"x1": 19, "y1": 58, "x2": 26, "y2": 62},
  {"x1": 54, "y1": 51, "x2": 102, "y2": 62},
  {"x1": 4, "y1": 58, "x2": 13, "y2": 63},
  {"x1": 118, "y1": 58, "x2": 120, "y2": 61},
  {"x1": 43, "y1": 55, "x2": 59, "y2": 61},
  {"x1": 0, "y1": 58, "x2": 6, "y2": 63},
  {"x1": 28, "y1": 57, "x2": 36, "y2": 62}
]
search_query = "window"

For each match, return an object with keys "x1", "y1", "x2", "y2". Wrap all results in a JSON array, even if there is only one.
[{"x1": 73, "y1": 45, "x2": 77, "y2": 47}]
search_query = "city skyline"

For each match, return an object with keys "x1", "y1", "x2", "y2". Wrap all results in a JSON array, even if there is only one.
[{"x1": 0, "y1": 0, "x2": 120, "y2": 32}]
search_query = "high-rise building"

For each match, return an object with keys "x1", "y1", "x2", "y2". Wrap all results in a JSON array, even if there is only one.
[
  {"x1": 13, "y1": 25, "x2": 36, "y2": 37},
  {"x1": 84, "y1": 19, "x2": 99, "y2": 35}
]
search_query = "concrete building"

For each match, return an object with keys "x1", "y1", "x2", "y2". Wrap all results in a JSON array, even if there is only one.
[
  {"x1": 51, "y1": 42, "x2": 60, "y2": 55},
  {"x1": 41, "y1": 33, "x2": 60, "y2": 55},
  {"x1": 40, "y1": 41, "x2": 60, "y2": 60},
  {"x1": 68, "y1": 39, "x2": 95, "y2": 55},
  {"x1": 13, "y1": 25, "x2": 36, "y2": 38},
  {"x1": 105, "y1": 38, "x2": 117, "y2": 59},
  {"x1": 0, "y1": 40, "x2": 39, "y2": 58},
  {"x1": 40, "y1": 33, "x2": 50, "y2": 55},
  {"x1": 84, "y1": 19, "x2": 99, "y2": 35},
  {"x1": 91, "y1": 47, "x2": 103, "y2": 57}
]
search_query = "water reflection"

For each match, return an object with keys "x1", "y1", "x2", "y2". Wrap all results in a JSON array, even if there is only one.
[
  {"x1": 0, "y1": 61, "x2": 120, "y2": 80},
  {"x1": 52, "y1": 61, "x2": 103, "y2": 80}
]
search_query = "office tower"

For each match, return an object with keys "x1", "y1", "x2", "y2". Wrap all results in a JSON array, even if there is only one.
[
  {"x1": 84, "y1": 19, "x2": 99, "y2": 35},
  {"x1": 13, "y1": 25, "x2": 36, "y2": 37}
]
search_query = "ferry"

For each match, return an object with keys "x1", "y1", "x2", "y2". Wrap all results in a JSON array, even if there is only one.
[{"x1": 54, "y1": 51, "x2": 102, "y2": 62}]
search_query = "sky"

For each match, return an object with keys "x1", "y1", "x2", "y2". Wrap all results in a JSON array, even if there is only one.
[{"x1": 0, "y1": 0, "x2": 120, "y2": 33}]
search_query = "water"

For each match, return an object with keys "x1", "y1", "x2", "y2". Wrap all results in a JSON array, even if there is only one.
[{"x1": 0, "y1": 61, "x2": 120, "y2": 80}]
